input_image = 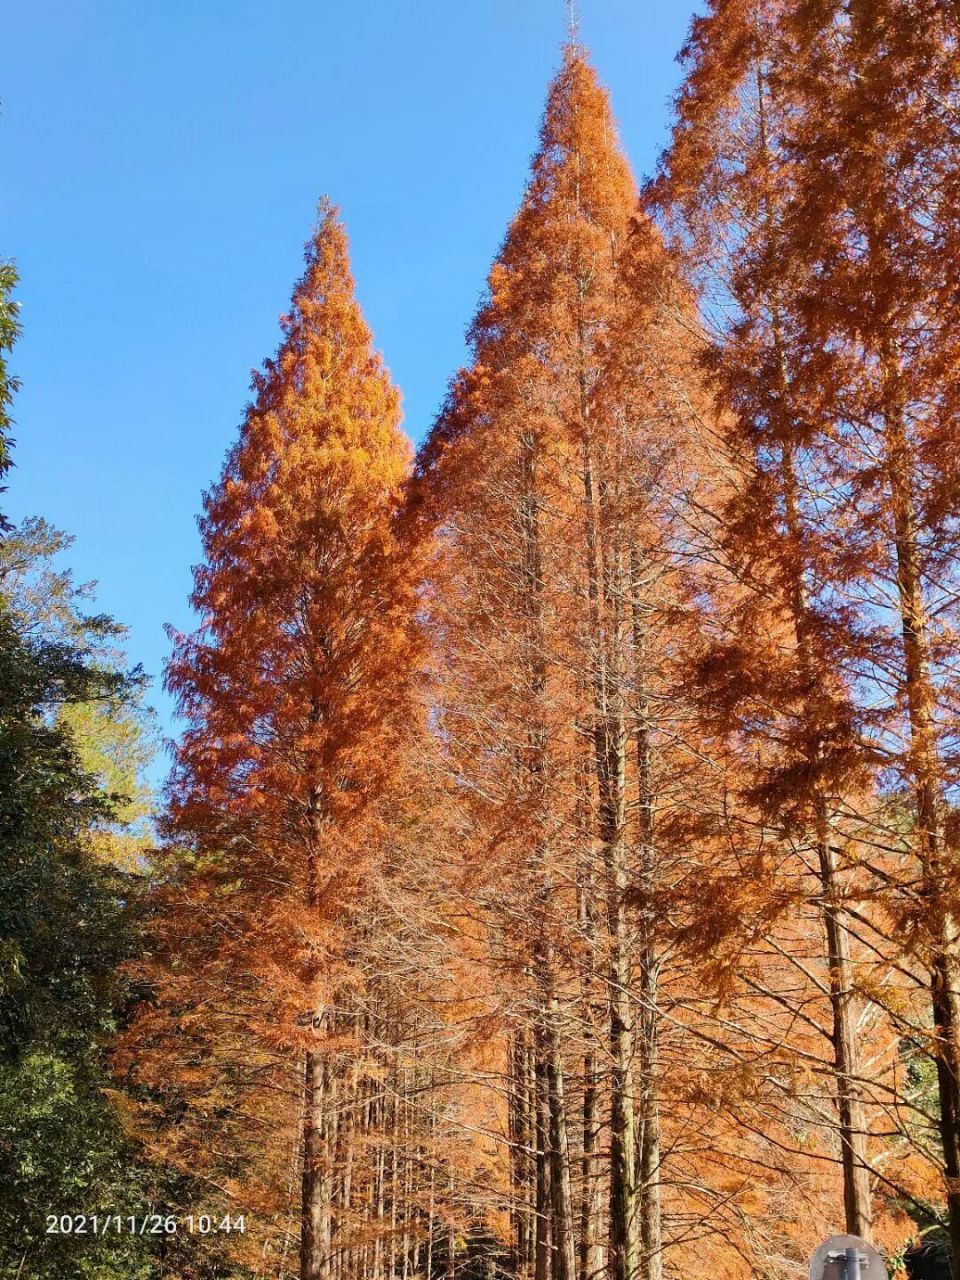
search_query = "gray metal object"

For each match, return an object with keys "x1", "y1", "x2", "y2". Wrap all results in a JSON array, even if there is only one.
[{"x1": 808, "y1": 1235, "x2": 889, "y2": 1280}]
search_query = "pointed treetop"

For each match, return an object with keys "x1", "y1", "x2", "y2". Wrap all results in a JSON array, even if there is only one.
[
  {"x1": 521, "y1": 38, "x2": 636, "y2": 232},
  {"x1": 566, "y1": 0, "x2": 580, "y2": 43}
]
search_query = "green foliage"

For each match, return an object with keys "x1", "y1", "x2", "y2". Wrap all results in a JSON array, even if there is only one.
[
  {"x1": 0, "y1": 513, "x2": 160, "y2": 1275},
  {"x1": 0, "y1": 260, "x2": 20, "y2": 503},
  {"x1": 0, "y1": 1054, "x2": 152, "y2": 1280},
  {"x1": 0, "y1": 254, "x2": 243, "y2": 1277},
  {"x1": 0, "y1": 517, "x2": 120, "y2": 644},
  {"x1": 0, "y1": 523, "x2": 252, "y2": 1276},
  {"x1": 882, "y1": 1034, "x2": 953, "y2": 1277},
  {"x1": 0, "y1": 517, "x2": 158, "y2": 867},
  {"x1": 0, "y1": 606, "x2": 154, "y2": 1278}
]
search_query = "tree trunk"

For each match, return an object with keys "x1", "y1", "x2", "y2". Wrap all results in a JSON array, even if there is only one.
[
  {"x1": 577, "y1": 772, "x2": 605, "y2": 1280},
  {"x1": 526, "y1": 1028, "x2": 540, "y2": 1277},
  {"x1": 402, "y1": 1083, "x2": 413, "y2": 1280},
  {"x1": 605, "y1": 816, "x2": 637, "y2": 1280},
  {"x1": 512, "y1": 1031, "x2": 536, "y2": 1275},
  {"x1": 755, "y1": 61, "x2": 875, "y2": 1236},
  {"x1": 323, "y1": 1055, "x2": 337, "y2": 1277},
  {"x1": 579, "y1": 1045, "x2": 603, "y2": 1280},
  {"x1": 631, "y1": 560, "x2": 662, "y2": 1280},
  {"x1": 881, "y1": 370, "x2": 960, "y2": 1275},
  {"x1": 301, "y1": 1042, "x2": 330, "y2": 1280},
  {"x1": 302, "y1": 764, "x2": 331, "y2": 1280},
  {"x1": 426, "y1": 1147, "x2": 435, "y2": 1280},
  {"x1": 447, "y1": 1170, "x2": 457, "y2": 1280},
  {"x1": 338, "y1": 1056, "x2": 359, "y2": 1280},
  {"x1": 374, "y1": 1108, "x2": 386, "y2": 1280},
  {"x1": 535, "y1": 1039, "x2": 553, "y2": 1280},
  {"x1": 390, "y1": 1086, "x2": 399, "y2": 1280},
  {"x1": 778, "y1": 392, "x2": 873, "y2": 1239},
  {"x1": 636, "y1": 952, "x2": 661, "y2": 1280},
  {"x1": 517, "y1": 418, "x2": 570, "y2": 1280},
  {"x1": 545, "y1": 997, "x2": 577, "y2": 1280},
  {"x1": 582, "y1": 432, "x2": 637, "y2": 1280},
  {"x1": 815, "y1": 825, "x2": 872, "y2": 1239}
]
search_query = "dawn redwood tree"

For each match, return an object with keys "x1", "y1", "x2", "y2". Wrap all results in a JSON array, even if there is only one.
[
  {"x1": 417, "y1": 45, "x2": 645, "y2": 1280},
  {"x1": 130, "y1": 201, "x2": 421, "y2": 1280},
  {"x1": 771, "y1": 5, "x2": 960, "y2": 1268},
  {"x1": 651, "y1": 0, "x2": 960, "y2": 1261},
  {"x1": 650, "y1": 0, "x2": 881, "y2": 1242},
  {"x1": 417, "y1": 42, "x2": 738, "y2": 1280}
]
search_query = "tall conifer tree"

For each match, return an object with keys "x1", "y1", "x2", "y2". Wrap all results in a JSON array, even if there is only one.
[
  {"x1": 651, "y1": 0, "x2": 960, "y2": 1261},
  {"x1": 418, "y1": 44, "x2": 728, "y2": 1280},
  {"x1": 125, "y1": 202, "x2": 422, "y2": 1280},
  {"x1": 773, "y1": 6, "x2": 960, "y2": 1267}
]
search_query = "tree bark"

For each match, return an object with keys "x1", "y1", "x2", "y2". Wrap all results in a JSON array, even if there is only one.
[
  {"x1": 512, "y1": 1031, "x2": 536, "y2": 1274},
  {"x1": 582, "y1": 430, "x2": 637, "y2": 1280},
  {"x1": 302, "y1": 770, "x2": 331, "y2": 1280},
  {"x1": 545, "y1": 990, "x2": 577, "y2": 1280},
  {"x1": 631, "y1": 560, "x2": 662, "y2": 1280},
  {"x1": 772, "y1": 281, "x2": 873, "y2": 1237},
  {"x1": 535, "y1": 1038, "x2": 553, "y2": 1280},
  {"x1": 301, "y1": 1040, "x2": 330, "y2": 1280},
  {"x1": 880, "y1": 363, "x2": 960, "y2": 1274},
  {"x1": 579, "y1": 1043, "x2": 604, "y2": 1280},
  {"x1": 756, "y1": 53, "x2": 876, "y2": 1226}
]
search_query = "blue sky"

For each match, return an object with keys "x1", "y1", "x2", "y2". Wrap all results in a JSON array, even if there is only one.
[{"x1": 3, "y1": 0, "x2": 699, "y2": 770}]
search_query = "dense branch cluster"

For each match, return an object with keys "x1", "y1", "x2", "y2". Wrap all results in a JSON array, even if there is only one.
[{"x1": 111, "y1": 10, "x2": 960, "y2": 1280}]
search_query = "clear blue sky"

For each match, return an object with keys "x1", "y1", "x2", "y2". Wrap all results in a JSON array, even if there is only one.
[{"x1": 3, "y1": 0, "x2": 699, "y2": 768}]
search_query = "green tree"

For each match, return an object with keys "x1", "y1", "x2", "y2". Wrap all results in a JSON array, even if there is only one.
[
  {"x1": 0, "y1": 609, "x2": 154, "y2": 1278},
  {"x1": 0, "y1": 516, "x2": 158, "y2": 868},
  {"x1": 0, "y1": 260, "x2": 19, "y2": 513},
  {"x1": 0, "y1": 264, "x2": 158, "y2": 1277}
]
